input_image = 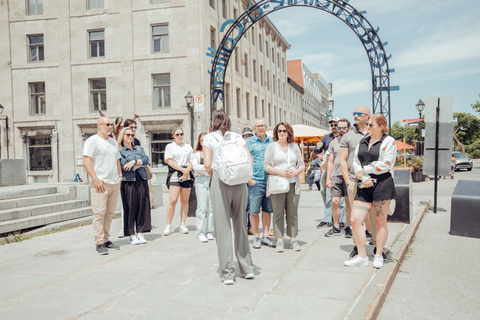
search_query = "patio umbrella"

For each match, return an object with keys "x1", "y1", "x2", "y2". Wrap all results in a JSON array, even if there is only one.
[
  {"x1": 395, "y1": 140, "x2": 415, "y2": 151},
  {"x1": 266, "y1": 124, "x2": 330, "y2": 143}
]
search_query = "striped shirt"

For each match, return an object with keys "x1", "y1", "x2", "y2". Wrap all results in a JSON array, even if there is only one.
[{"x1": 246, "y1": 134, "x2": 273, "y2": 183}]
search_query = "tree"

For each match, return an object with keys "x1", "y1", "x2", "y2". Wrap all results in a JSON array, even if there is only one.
[
  {"x1": 472, "y1": 94, "x2": 480, "y2": 114},
  {"x1": 390, "y1": 121, "x2": 419, "y2": 145},
  {"x1": 453, "y1": 112, "x2": 480, "y2": 146}
]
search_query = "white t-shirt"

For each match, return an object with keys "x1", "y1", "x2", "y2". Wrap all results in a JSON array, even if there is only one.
[
  {"x1": 83, "y1": 134, "x2": 120, "y2": 184},
  {"x1": 203, "y1": 131, "x2": 245, "y2": 166},
  {"x1": 164, "y1": 142, "x2": 193, "y2": 167},
  {"x1": 273, "y1": 143, "x2": 296, "y2": 183}
]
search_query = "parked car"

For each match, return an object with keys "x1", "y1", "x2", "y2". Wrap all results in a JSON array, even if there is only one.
[
  {"x1": 397, "y1": 152, "x2": 415, "y2": 161},
  {"x1": 452, "y1": 152, "x2": 473, "y2": 171}
]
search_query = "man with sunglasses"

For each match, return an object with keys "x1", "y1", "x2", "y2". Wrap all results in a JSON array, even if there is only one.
[{"x1": 83, "y1": 117, "x2": 123, "y2": 255}]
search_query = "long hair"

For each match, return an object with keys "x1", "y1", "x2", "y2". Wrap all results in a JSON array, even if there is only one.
[
  {"x1": 195, "y1": 132, "x2": 207, "y2": 152},
  {"x1": 371, "y1": 114, "x2": 389, "y2": 133},
  {"x1": 117, "y1": 127, "x2": 133, "y2": 148},
  {"x1": 211, "y1": 110, "x2": 231, "y2": 135},
  {"x1": 273, "y1": 122, "x2": 294, "y2": 143}
]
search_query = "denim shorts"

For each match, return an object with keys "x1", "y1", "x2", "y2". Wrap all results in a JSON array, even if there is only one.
[{"x1": 248, "y1": 182, "x2": 273, "y2": 215}]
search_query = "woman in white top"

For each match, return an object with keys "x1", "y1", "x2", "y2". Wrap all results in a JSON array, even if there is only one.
[
  {"x1": 192, "y1": 132, "x2": 214, "y2": 243},
  {"x1": 264, "y1": 122, "x2": 305, "y2": 252},
  {"x1": 203, "y1": 110, "x2": 254, "y2": 285},
  {"x1": 164, "y1": 127, "x2": 194, "y2": 236}
]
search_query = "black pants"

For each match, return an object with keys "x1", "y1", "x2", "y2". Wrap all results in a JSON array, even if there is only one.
[{"x1": 121, "y1": 171, "x2": 152, "y2": 236}]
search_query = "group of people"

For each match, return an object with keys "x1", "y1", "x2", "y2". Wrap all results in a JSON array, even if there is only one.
[{"x1": 82, "y1": 106, "x2": 396, "y2": 284}]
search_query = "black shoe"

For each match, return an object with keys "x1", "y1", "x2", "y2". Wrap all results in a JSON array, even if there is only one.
[
  {"x1": 349, "y1": 246, "x2": 358, "y2": 258},
  {"x1": 365, "y1": 230, "x2": 372, "y2": 240},
  {"x1": 369, "y1": 239, "x2": 374, "y2": 246},
  {"x1": 104, "y1": 241, "x2": 120, "y2": 250},
  {"x1": 325, "y1": 227, "x2": 341, "y2": 237},
  {"x1": 373, "y1": 247, "x2": 387, "y2": 260},
  {"x1": 316, "y1": 221, "x2": 329, "y2": 229},
  {"x1": 327, "y1": 222, "x2": 333, "y2": 227},
  {"x1": 96, "y1": 244, "x2": 108, "y2": 255},
  {"x1": 344, "y1": 226, "x2": 353, "y2": 238},
  {"x1": 339, "y1": 222, "x2": 346, "y2": 229}
]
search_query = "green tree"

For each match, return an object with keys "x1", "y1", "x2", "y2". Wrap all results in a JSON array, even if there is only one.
[
  {"x1": 472, "y1": 94, "x2": 480, "y2": 114},
  {"x1": 453, "y1": 112, "x2": 480, "y2": 145},
  {"x1": 390, "y1": 121, "x2": 419, "y2": 145}
]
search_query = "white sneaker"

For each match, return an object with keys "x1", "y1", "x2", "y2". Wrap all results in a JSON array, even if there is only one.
[
  {"x1": 244, "y1": 273, "x2": 254, "y2": 279},
  {"x1": 344, "y1": 255, "x2": 369, "y2": 267},
  {"x1": 373, "y1": 254, "x2": 384, "y2": 269},
  {"x1": 206, "y1": 233, "x2": 214, "y2": 240},
  {"x1": 118, "y1": 230, "x2": 124, "y2": 238},
  {"x1": 163, "y1": 225, "x2": 172, "y2": 236},
  {"x1": 180, "y1": 223, "x2": 189, "y2": 234},
  {"x1": 137, "y1": 233, "x2": 147, "y2": 244},
  {"x1": 197, "y1": 234, "x2": 208, "y2": 243},
  {"x1": 129, "y1": 235, "x2": 140, "y2": 245},
  {"x1": 223, "y1": 279, "x2": 234, "y2": 285}
]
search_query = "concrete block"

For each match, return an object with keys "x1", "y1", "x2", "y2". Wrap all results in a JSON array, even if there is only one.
[
  {"x1": 56, "y1": 185, "x2": 76, "y2": 198},
  {"x1": 0, "y1": 187, "x2": 57, "y2": 200},
  {"x1": 0, "y1": 159, "x2": 27, "y2": 186},
  {"x1": 450, "y1": 180, "x2": 480, "y2": 239},
  {"x1": 75, "y1": 184, "x2": 91, "y2": 204},
  {"x1": 150, "y1": 183, "x2": 163, "y2": 209},
  {"x1": 390, "y1": 170, "x2": 412, "y2": 223}
]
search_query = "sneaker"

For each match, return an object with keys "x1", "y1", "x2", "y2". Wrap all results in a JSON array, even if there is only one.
[
  {"x1": 291, "y1": 240, "x2": 301, "y2": 252},
  {"x1": 344, "y1": 255, "x2": 369, "y2": 267},
  {"x1": 261, "y1": 236, "x2": 275, "y2": 247},
  {"x1": 253, "y1": 236, "x2": 262, "y2": 249},
  {"x1": 276, "y1": 240, "x2": 284, "y2": 252},
  {"x1": 247, "y1": 226, "x2": 253, "y2": 235},
  {"x1": 373, "y1": 247, "x2": 387, "y2": 260},
  {"x1": 197, "y1": 234, "x2": 208, "y2": 243},
  {"x1": 129, "y1": 235, "x2": 140, "y2": 245},
  {"x1": 244, "y1": 273, "x2": 255, "y2": 279},
  {"x1": 118, "y1": 230, "x2": 124, "y2": 238},
  {"x1": 206, "y1": 233, "x2": 215, "y2": 240},
  {"x1": 96, "y1": 244, "x2": 108, "y2": 255},
  {"x1": 325, "y1": 226, "x2": 341, "y2": 237},
  {"x1": 180, "y1": 224, "x2": 189, "y2": 234},
  {"x1": 339, "y1": 222, "x2": 346, "y2": 229},
  {"x1": 316, "y1": 221, "x2": 329, "y2": 229},
  {"x1": 365, "y1": 230, "x2": 372, "y2": 240},
  {"x1": 163, "y1": 225, "x2": 172, "y2": 236},
  {"x1": 104, "y1": 241, "x2": 120, "y2": 250},
  {"x1": 369, "y1": 239, "x2": 374, "y2": 246},
  {"x1": 307, "y1": 187, "x2": 312, "y2": 192},
  {"x1": 344, "y1": 226, "x2": 353, "y2": 238},
  {"x1": 327, "y1": 222, "x2": 333, "y2": 227},
  {"x1": 349, "y1": 246, "x2": 358, "y2": 258},
  {"x1": 137, "y1": 233, "x2": 147, "y2": 244},
  {"x1": 223, "y1": 279, "x2": 234, "y2": 285},
  {"x1": 373, "y1": 255, "x2": 384, "y2": 269}
]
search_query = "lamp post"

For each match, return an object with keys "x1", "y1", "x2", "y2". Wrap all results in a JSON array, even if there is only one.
[
  {"x1": 184, "y1": 91, "x2": 194, "y2": 145},
  {"x1": 415, "y1": 99, "x2": 425, "y2": 141},
  {"x1": 0, "y1": 104, "x2": 9, "y2": 159}
]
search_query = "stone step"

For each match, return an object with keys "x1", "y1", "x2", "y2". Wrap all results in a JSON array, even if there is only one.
[
  {"x1": 0, "y1": 192, "x2": 75, "y2": 211},
  {"x1": 0, "y1": 199, "x2": 90, "y2": 222},
  {"x1": 0, "y1": 186, "x2": 58, "y2": 201},
  {"x1": 0, "y1": 207, "x2": 93, "y2": 235}
]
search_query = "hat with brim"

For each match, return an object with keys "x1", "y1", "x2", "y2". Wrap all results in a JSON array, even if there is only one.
[
  {"x1": 242, "y1": 127, "x2": 254, "y2": 137},
  {"x1": 329, "y1": 116, "x2": 340, "y2": 123}
]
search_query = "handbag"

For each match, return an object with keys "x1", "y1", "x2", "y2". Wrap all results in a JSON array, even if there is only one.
[
  {"x1": 135, "y1": 146, "x2": 153, "y2": 180},
  {"x1": 268, "y1": 144, "x2": 291, "y2": 194},
  {"x1": 388, "y1": 199, "x2": 396, "y2": 216}
]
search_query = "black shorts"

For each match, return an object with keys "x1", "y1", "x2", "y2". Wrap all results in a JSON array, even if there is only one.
[
  {"x1": 169, "y1": 180, "x2": 194, "y2": 188},
  {"x1": 355, "y1": 173, "x2": 396, "y2": 203}
]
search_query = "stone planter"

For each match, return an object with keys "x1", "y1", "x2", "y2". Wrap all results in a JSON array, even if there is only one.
[{"x1": 411, "y1": 171, "x2": 423, "y2": 182}]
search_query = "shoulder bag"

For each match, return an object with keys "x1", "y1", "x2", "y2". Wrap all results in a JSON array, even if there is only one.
[{"x1": 268, "y1": 144, "x2": 291, "y2": 194}]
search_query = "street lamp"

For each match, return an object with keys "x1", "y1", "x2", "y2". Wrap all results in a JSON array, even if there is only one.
[
  {"x1": 184, "y1": 91, "x2": 194, "y2": 145},
  {"x1": 415, "y1": 98, "x2": 425, "y2": 140},
  {"x1": 0, "y1": 104, "x2": 9, "y2": 159}
]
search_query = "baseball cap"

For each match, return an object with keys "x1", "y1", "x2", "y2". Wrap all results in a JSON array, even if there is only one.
[
  {"x1": 329, "y1": 116, "x2": 340, "y2": 123},
  {"x1": 242, "y1": 127, "x2": 254, "y2": 137}
]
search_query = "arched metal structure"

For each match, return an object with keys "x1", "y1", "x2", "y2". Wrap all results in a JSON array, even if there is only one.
[{"x1": 207, "y1": 0, "x2": 397, "y2": 126}]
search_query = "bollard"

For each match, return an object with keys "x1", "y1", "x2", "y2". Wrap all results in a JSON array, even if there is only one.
[
  {"x1": 188, "y1": 182, "x2": 197, "y2": 217},
  {"x1": 389, "y1": 169, "x2": 412, "y2": 223},
  {"x1": 450, "y1": 180, "x2": 480, "y2": 239}
]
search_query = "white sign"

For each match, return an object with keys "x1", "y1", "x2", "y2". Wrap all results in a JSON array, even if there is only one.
[{"x1": 194, "y1": 95, "x2": 205, "y2": 112}]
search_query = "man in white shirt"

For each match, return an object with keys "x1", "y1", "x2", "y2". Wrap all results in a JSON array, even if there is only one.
[{"x1": 83, "y1": 117, "x2": 123, "y2": 255}]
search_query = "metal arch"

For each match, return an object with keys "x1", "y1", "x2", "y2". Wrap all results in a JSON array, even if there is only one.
[{"x1": 207, "y1": 0, "x2": 394, "y2": 126}]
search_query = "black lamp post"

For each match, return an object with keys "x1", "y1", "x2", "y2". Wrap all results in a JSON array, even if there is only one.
[
  {"x1": 415, "y1": 99, "x2": 425, "y2": 141},
  {"x1": 0, "y1": 104, "x2": 9, "y2": 159},
  {"x1": 184, "y1": 91, "x2": 194, "y2": 145}
]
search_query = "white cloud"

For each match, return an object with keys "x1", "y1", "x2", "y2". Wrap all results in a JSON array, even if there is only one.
[{"x1": 331, "y1": 78, "x2": 370, "y2": 97}]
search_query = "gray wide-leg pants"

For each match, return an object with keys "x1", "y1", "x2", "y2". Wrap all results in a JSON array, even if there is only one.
[{"x1": 210, "y1": 172, "x2": 254, "y2": 281}]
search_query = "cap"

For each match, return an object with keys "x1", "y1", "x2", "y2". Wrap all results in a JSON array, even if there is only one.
[
  {"x1": 242, "y1": 127, "x2": 254, "y2": 137},
  {"x1": 329, "y1": 116, "x2": 340, "y2": 123}
]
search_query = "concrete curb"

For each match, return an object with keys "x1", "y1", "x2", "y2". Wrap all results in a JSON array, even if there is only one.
[{"x1": 363, "y1": 203, "x2": 430, "y2": 320}]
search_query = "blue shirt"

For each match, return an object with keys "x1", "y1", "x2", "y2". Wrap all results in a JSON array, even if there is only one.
[{"x1": 246, "y1": 134, "x2": 272, "y2": 183}]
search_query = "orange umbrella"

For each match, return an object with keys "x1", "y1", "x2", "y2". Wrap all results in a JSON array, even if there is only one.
[{"x1": 395, "y1": 140, "x2": 414, "y2": 150}]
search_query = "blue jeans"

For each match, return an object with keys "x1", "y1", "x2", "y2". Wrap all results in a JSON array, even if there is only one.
[
  {"x1": 247, "y1": 182, "x2": 273, "y2": 215},
  {"x1": 323, "y1": 187, "x2": 346, "y2": 223},
  {"x1": 194, "y1": 175, "x2": 214, "y2": 236}
]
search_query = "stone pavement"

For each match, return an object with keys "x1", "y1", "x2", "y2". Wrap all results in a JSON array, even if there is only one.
[{"x1": 0, "y1": 183, "x2": 428, "y2": 320}]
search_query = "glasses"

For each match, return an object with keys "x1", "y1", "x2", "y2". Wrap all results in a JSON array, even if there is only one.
[
  {"x1": 125, "y1": 133, "x2": 135, "y2": 138},
  {"x1": 103, "y1": 123, "x2": 113, "y2": 127},
  {"x1": 277, "y1": 129, "x2": 288, "y2": 133},
  {"x1": 128, "y1": 125, "x2": 137, "y2": 129},
  {"x1": 338, "y1": 126, "x2": 348, "y2": 130},
  {"x1": 330, "y1": 124, "x2": 337, "y2": 127},
  {"x1": 366, "y1": 123, "x2": 373, "y2": 127},
  {"x1": 255, "y1": 125, "x2": 267, "y2": 128},
  {"x1": 175, "y1": 133, "x2": 184, "y2": 137},
  {"x1": 353, "y1": 112, "x2": 367, "y2": 117}
]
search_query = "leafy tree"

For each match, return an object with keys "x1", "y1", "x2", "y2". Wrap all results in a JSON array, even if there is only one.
[
  {"x1": 472, "y1": 94, "x2": 480, "y2": 114},
  {"x1": 390, "y1": 121, "x2": 419, "y2": 145},
  {"x1": 453, "y1": 112, "x2": 480, "y2": 145}
]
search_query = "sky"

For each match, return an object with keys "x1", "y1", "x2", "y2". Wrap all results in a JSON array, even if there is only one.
[{"x1": 266, "y1": 0, "x2": 480, "y2": 124}]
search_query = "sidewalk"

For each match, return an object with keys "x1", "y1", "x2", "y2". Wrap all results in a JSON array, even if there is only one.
[{"x1": 0, "y1": 184, "x2": 427, "y2": 320}]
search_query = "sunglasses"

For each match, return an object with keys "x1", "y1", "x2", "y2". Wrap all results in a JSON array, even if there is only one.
[
  {"x1": 129, "y1": 126, "x2": 137, "y2": 129},
  {"x1": 330, "y1": 124, "x2": 337, "y2": 127},
  {"x1": 338, "y1": 126, "x2": 348, "y2": 130},
  {"x1": 366, "y1": 123, "x2": 373, "y2": 127},
  {"x1": 277, "y1": 129, "x2": 288, "y2": 133},
  {"x1": 125, "y1": 133, "x2": 135, "y2": 138},
  {"x1": 175, "y1": 133, "x2": 184, "y2": 137},
  {"x1": 103, "y1": 123, "x2": 113, "y2": 127},
  {"x1": 353, "y1": 112, "x2": 367, "y2": 117}
]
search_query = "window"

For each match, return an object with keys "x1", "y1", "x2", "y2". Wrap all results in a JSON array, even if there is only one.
[
  {"x1": 246, "y1": 92, "x2": 250, "y2": 120},
  {"x1": 259, "y1": 35, "x2": 262, "y2": 52},
  {"x1": 153, "y1": 74, "x2": 171, "y2": 108},
  {"x1": 89, "y1": 30, "x2": 104, "y2": 58},
  {"x1": 222, "y1": 0, "x2": 228, "y2": 19},
  {"x1": 236, "y1": 88, "x2": 241, "y2": 118},
  {"x1": 27, "y1": 0, "x2": 43, "y2": 15},
  {"x1": 254, "y1": 96, "x2": 258, "y2": 118},
  {"x1": 29, "y1": 82, "x2": 46, "y2": 115},
  {"x1": 28, "y1": 136, "x2": 52, "y2": 171},
  {"x1": 28, "y1": 35, "x2": 44, "y2": 62},
  {"x1": 210, "y1": 27, "x2": 216, "y2": 48},
  {"x1": 225, "y1": 83, "x2": 230, "y2": 115},
  {"x1": 150, "y1": 132, "x2": 173, "y2": 166},
  {"x1": 89, "y1": 78, "x2": 106, "y2": 112},
  {"x1": 273, "y1": 75, "x2": 276, "y2": 93},
  {"x1": 253, "y1": 59, "x2": 257, "y2": 82},
  {"x1": 267, "y1": 70, "x2": 270, "y2": 90},
  {"x1": 209, "y1": 0, "x2": 215, "y2": 9},
  {"x1": 277, "y1": 53, "x2": 280, "y2": 67},
  {"x1": 282, "y1": 58, "x2": 285, "y2": 72},
  {"x1": 278, "y1": 79, "x2": 281, "y2": 96},
  {"x1": 88, "y1": 0, "x2": 104, "y2": 10},
  {"x1": 152, "y1": 25, "x2": 169, "y2": 53},
  {"x1": 262, "y1": 100, "x2": 265, "y2": 117},
  {"x1": 260, "y1": 65, "x2": 263, "y2": 86},
  {"x1": 234, "y1": 49, "x2": 239, "y2": 72},
  {"x1": 252, "y1": 27, "x2": 255, "y2": 45},
  {"x1": 272, "y1": 49, "x2": 275, "y2": 63},
  {"x1": 268, "y1": 102, "x2": 272, "y2": 125},
  {"x1": 266, "y1": 42, "x2": 269, "y2": 57},
  {"x1": 244, "y1": 53, "x2": 249, "y2": 77}
]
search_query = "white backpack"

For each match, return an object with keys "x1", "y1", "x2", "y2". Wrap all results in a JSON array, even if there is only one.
[{"x1": 212, "y1": 132, "x2": 253, "y2": 186}]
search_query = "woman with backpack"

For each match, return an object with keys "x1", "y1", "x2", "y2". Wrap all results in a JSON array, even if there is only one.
[
  {"x1": 264, "y1": 122, "x2": 305, "y2": 252},
  {"x1": 203, "y1": 110, "x2": 255, "y2": 285},
  {"x1": 117, "y1": 127, "x2": 152, "y2": 245},
  {"x1": 164, "y1": 127, "x2": 194, "y2": 236}
]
